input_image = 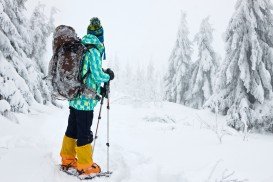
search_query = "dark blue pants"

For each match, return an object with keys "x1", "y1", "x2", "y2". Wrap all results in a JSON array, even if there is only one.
[{"x1": 65, "y1": 107, "x2": 94, "y2": 147}]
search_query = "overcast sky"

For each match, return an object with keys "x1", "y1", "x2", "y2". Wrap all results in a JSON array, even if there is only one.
[{"x1": 27, "y1": 0, "x2": 238, "y2": 69}]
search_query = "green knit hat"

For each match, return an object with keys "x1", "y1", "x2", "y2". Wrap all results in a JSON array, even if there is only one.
[
  {"x1": 88, "y1": 17, "x2": 102, "y2": 31},
  {"x1": 87, "y1": 17, "x2": 104, "y2": 43}
]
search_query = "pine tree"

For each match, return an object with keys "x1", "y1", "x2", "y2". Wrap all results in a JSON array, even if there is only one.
[
  {"x1": 146, "y1": 60, "x2": 156, "y2": 101},
  {"x1": 29, "y1": 3, "x2": 55, "y2": 104},
  {"x1": 133, "y1": 64, "x2": 145, "y2": 99},
  {"x1": 185, "y1": 17, "x2": 219, "y2": 109},
  {"x1": 145, "y1": 60, "x2": 164, "y2": 102},
  {"x1": 0, "y1": 0, "x2": 54, "y2": 119},
  {"x1": 123, "y1": 61, "x2": 133, "y2": 95},
  {"x1": 164, "y1": 12, "x2": 193, "y2": 104},
  {"x1": 30, "y1": 3, "x2": 54, "y2": 75},
  {"x1": 207, "y1": 0, "x2": 273, "y2": 132},
  {"x1": 0, "y1": 0, "x2": 34, "y2": 113}
]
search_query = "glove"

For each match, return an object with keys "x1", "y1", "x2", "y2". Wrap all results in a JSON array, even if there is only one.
[
  {"x1": 100, "y1": 86, "x2": 107, "y2": 98},
  {"x1": 100, "y1": 82, "x2": 110, "y2": 98},
  {"x1": 104, "y1": 68, "x2": 115, "y2": 81}
]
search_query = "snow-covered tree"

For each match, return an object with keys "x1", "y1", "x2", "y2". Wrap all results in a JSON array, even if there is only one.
[
  {"x1": 110, "y1": 56, "x2": 163, "y2": 103},
  {"x1": 30, "y1": 3, "x2": 54, "y2": 75},
  {"x1": 145, "y1": 60, "x2": 164, "y2": 102},
  {"x1": 185, "y1": 17, "x2": 219, "y2": 109},
  {"x1": 122, "y1": 61, "x2": 134, "y2": 95},
  {"x1": 29, "y1": 4, "x2": 55, "y2": 103},
  {"x1": 133, "y1": 64, "x2": 146, "y2": 99},
  {"x1": 207, "y1": 0, "x2": 273, "y2": 132},
  {"x1": 164, "y1": 12, "x2": 193, "y2": 104},
  {"x1": 0, "y1": 0, "x2": 54, "y2": 119},
  {"x1": 146, "y1": 60, "x2": 156, "y2": 101}
]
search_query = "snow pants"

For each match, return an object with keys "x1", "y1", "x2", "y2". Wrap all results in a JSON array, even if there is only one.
[{"x1": 65, "y1": 107, "x2": 94, "y2": 147}]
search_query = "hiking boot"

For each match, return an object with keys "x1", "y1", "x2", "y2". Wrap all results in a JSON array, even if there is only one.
[
  {"x1": 61, "y1": 158, "x2": 77, "y2": 170},
  {"x1": 75, "y1": 144, "x2": 101, "y2": 175},
  {"x1": 78, "y1": 163, "x2": 101, "y2": 175}
]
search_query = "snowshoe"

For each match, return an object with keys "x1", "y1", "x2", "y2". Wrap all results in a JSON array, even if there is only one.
[
  {"x1": 60, "y1": 164, "x2": 78, "y2": 176},
  {"x1": 59, "y1": 165, "x2": 112, "y2": 180},
  {"x1": 78, "y1": 171, "x2": 112, "y2": 180}
]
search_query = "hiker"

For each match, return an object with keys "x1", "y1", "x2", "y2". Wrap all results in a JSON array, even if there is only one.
[{"x1": 59, "y1": 17, "x2": 114, "y2": 176}]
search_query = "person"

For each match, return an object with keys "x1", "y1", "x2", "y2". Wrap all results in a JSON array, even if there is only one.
[{"x1": 59, "y1": 17, "x2": 114, "y2": 175}]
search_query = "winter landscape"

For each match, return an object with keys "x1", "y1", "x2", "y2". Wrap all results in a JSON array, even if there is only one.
[{"x1": 1, "y1": 0, "x2": 273, "y2": 182}]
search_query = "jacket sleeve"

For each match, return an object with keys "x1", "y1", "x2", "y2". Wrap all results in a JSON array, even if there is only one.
[{"x1": 89, "y1": 49, "x2": 110, "y2": 84}]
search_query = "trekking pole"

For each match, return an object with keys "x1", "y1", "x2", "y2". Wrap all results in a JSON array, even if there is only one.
[
  {"x1": 92, "y1": 92, "x2": 105, "y2": 157},
  {"x1": 106, "y1": 82, "x2": 111, "y2": 176}
]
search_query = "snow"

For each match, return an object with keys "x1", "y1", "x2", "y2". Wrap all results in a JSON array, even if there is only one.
[
  {"x1": 0, "y1": 2, "x2": 3, "y2": 13},
  {"x1": 0, "y1": 93, "x2": 272, "y2": 182},
  {"x1": 0, "y1": 100, "x2": 10, "y2": 112}
]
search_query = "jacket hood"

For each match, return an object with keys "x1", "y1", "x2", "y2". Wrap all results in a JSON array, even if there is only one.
[{"x1": 81, "y1": 34, "x2": 105, "y2": 54}]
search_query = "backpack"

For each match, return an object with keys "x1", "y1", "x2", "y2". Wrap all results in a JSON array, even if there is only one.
[{"x1": 48, "y1": 25, "x2": 100, "y2": 100}]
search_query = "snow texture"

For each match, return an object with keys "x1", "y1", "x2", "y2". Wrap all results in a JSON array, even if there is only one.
[
  {"x1": 0, "y1": 99, "x2": 10, "y2": 113},
  {"x1": 0, "y1": 94, "x2": 272, "y2": 182}
]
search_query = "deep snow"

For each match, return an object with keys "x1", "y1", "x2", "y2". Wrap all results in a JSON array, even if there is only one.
[{"x1": 0, "y1": 93, "x2": 272, "y2": 182}]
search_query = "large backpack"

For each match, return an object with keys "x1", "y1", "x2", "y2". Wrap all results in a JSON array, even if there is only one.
[{"x1": 48, "y1": 25, "x2": 99, "y2": 100}]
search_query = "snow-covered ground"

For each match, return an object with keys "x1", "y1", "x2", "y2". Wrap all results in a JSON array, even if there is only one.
[{"x1": 0, "y1": 93, "x2": 272, "y2": 182}]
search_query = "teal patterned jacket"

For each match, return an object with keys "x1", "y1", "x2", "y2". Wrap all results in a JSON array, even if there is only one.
[{"x1": 69, "y1": 34, "x2": 110, "y2": 111}]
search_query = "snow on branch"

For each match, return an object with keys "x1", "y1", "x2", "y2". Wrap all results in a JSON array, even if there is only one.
[
  {"x1": 0, "y1": 0, "x2": 55, "y2": 120},
  {"x1": 207, "y1": 0, "x2": 273, "y2": 133}
]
